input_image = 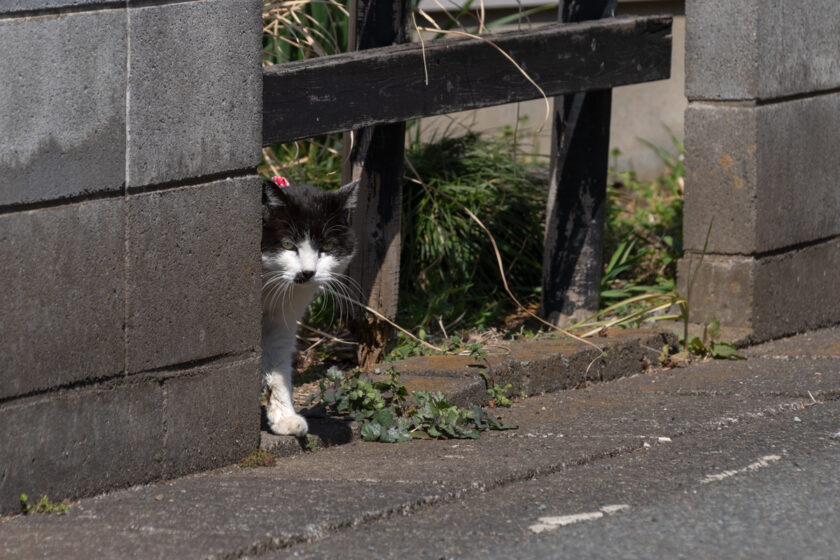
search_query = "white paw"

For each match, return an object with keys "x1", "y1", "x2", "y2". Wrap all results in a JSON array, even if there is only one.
[{"x1": 269, "y1": 414, "x2": 309, "y2": 437}]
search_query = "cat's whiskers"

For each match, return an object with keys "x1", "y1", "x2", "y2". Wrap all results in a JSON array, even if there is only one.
[
  {"x1": 331, "y1": 272, "x2": 362, "y2": 298},
  {"x1": 322, "y1": 275, "x2": 359, "y2": 325},
  {"x1": 262, "y1": 271, "x2": 294, "y2": 315},
  {"x1": 320, "y1": 280, "x2": 342, "y2": 325}
]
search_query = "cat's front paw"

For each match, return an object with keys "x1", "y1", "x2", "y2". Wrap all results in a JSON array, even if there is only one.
[{"x1": 269, "y1": 413, "x2": 309, "y2": 437}]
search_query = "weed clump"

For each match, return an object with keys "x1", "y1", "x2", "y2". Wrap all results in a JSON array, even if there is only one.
[
  {"x1": 238, "y1": 449, "x2": 278, "y2": 468},
  {"x1": 20, "y1": 494, "x2": 70, "y2": 516},
  {"x1": 312, "y1": 366, "x2": 516, "y2": 443}
]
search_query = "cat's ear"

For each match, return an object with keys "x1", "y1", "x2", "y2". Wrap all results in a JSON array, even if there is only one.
[
  {"x1": 263, "y1": 181, "x2": 288, "y2": 209},
  {"x1": 336, "y1": 179, "x2": 359, "y2": 211},
  {"x1": 262, "y1": 181, "x2": 288, "y2": 222}
]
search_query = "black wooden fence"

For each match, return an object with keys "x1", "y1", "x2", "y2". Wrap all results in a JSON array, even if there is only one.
[{"x1": 262, "y1": 0, "x2": 672, "y2": 365}]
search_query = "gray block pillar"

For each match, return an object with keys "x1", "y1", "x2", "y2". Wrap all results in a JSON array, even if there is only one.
[
  {"x1": 680, "y1": 0, "x2": 840, "y2": 341},
  {"x1": 0, "y1": 0, "x2": 263, "y2": 514}
]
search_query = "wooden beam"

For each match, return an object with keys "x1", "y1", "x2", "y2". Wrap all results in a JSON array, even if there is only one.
[
  {"x1": 540, "y1": 0, "x2": 619, "y2": 325},
  {"x1": 263, "y1": 15, "x2": 671, "y2": 145},
  {"x1": 343, "y1": 0, "x2": 410, "y2": 369}
]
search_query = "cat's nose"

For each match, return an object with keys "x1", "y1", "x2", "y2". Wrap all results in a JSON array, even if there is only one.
[{"x1": 294, "y1": 270, "x2": 315, "y2": 284}]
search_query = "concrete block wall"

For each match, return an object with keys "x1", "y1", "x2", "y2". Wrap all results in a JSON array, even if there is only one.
[
  {"x1": 680, "y1": 0, "x2": 840, "y2": 341},
  {"x1": 0, "y1": 0, "x2": 263, "y2": 514}
]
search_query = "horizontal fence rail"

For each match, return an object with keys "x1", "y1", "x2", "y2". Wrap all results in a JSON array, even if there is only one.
[{"x1": 263, "y1": 15, "x2": 671, "y2": 145}]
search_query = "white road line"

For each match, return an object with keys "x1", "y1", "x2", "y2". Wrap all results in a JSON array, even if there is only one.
[
  {"x1": 529, "y1": 505, "x2": 630, "y2": 534},
  {"x1": 700, "y1": 454, "x2": 782, "y2": 484}
]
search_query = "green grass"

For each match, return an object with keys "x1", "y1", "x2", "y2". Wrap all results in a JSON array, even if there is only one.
[
  {"x1": 595, "y1": 133, "x2": 685, "y2": 326},
  {"x1": 399, "y1": 130, "x2": 547, "y2": 334}
]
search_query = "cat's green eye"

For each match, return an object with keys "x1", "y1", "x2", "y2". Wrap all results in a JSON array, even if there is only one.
[
  {"x1": 321, "y1": 242, "x2": 334, "y2": 252},
  {"x1": 281, "y1": 240, "x2": 295, "y2": 251}
]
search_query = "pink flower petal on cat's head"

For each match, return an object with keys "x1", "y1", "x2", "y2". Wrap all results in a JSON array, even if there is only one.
[{"x1": 271, "y1": 176, "x2": 290, "y2": 188}]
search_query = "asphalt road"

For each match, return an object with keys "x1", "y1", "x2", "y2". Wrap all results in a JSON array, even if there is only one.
[{"x1": 278, "y1": 400, "x2": 840, "y2": 559}]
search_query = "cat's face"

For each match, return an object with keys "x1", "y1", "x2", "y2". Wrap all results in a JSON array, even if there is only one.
[{"x1": 261, "y1": 180, "x2": 358, "y2": 289}]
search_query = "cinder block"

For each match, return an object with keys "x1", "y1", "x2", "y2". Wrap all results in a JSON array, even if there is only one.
[
  {"x1": 684, "y1": 95, "x2": 840, "y2": 254},
  {"x1": 677, "y1": 254, "x2": 755, "y2": 330},
  {"x1": 683, "y1": 103, "x2": 758, "y2": 254},
  {"x1": 685, "y1": 0, "x2": 758, "y2": 101},
  {"x1": 686, "y1": 0, "x2": 840, "y2": 101},
  {"x1": 0, "y1": 200, "x2": 125, "y2": 400},
  {"x1": 0, "y1": 11, "x2": 125, "y2": 206},
  {"x1": 163, "y1": 355, "x2": 261, "y2": 476},
  {"x1": 125, "y1": 177, "x2": 262, "y2": 373},
  {"x1": 126, "y1": 0, "x2": 262, "y2": 187},
  {"x1": 678, "y1": 236, "x2": 840, "y2": 342},
  {"x1": 0, "y1": 380, "x2": 165, "y2": 515}
]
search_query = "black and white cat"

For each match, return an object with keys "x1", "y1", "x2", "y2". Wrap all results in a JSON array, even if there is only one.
[{"x1": 261, "y1": 178, "x2": 359, "y2": 436}]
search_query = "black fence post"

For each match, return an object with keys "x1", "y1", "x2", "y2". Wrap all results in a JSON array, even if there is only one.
[
  {"x1": 343, "y1": 0, "x2": 411, "y2": 368},
  {"x1": 540, "y1": 0, "x2": 618, "y2": 326}
]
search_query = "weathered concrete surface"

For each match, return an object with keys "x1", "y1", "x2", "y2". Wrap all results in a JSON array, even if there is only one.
[
  {"x1": 679, "y1": 237, "x2": 840, "y2": 341},
  {"x1": 0, "y1": 378, "x2": 166, "y2": 515},
  {"x1": 682, "y1": 1, "x2": 840, "y2": 345},
  {"x1": 0, "y1": 10, "x2": 126, "y2": 206},
  {"x1": 0, "y1": 0, "x2": 266, "y2": 523},
  {"x1": 745, "y1": 325, "x2": 840, "y2": 359},
  {"x1": 126, "y1": 0, "x2": 262, "y2": 187},
  {"x1": 125, "y1": 177, "x2": 262, "y2": 373},
  {"x1": 391, "y1": 329, "x2": 674, "y2": 392},
  {"x1": 0, "y1": 200, "x2": 125, "y2": 400},
  {"x1": 602, "y1": 357, "x2": 840, "y2": 400},
  {"x1": 686, "y1": 0, "x2": 840, "y2": 101},
  {"x1": 259, "y1": 329, "x2": 676, "y2": 456},
  {"x1": 0, "y1": 0, "x2": 115, "y2": 14},
  {"x1": 1, "y1": 327, "x2": 838, "y2": 557},
  {"x1": 0, "y1": 353, "x2": 261, "y2": 515},
  {"x1": 683, "y1": 96, "x2": 840, "y2": 255},
  {"x1": 162, "y1": 354, "x2": 262, "y2": 477}
]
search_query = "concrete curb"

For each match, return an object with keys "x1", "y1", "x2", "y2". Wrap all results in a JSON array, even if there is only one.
[{"x1": 260, "y1": 329, "x2": 677, "y2": 457}]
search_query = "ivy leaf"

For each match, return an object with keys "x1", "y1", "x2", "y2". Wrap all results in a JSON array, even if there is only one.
[
  {"x1": 710, "y1": 342, "x2": 745, "y2": 360},
  {"x1": 372, "y1": 408, "x2": 397, "y2": 428},
  {"x1": 360, "y1": 422, "x2": 382, "y2": 441}
]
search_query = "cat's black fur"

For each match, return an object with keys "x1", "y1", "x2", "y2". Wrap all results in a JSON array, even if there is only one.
[{"x1": 262, "y1": 182, "x2": 356, "y2": 262}]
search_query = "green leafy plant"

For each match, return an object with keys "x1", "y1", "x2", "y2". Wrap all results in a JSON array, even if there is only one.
[
  {"x1": 313, "y1": 366, "x2": 515, "y2": 442},
  {"x1": 686, "y1": 318, "x2": 745, "y2": 360},
  {"x1": 20, "y1": 494, "x2": 70, "y2": 516},
  {"x1": 598, "y1": 135, "x2": 684, "y2": 324},
  {"x1": 466, "y1": 342, "x2": 489, "y2": 362},
  {"x1": 483, "y1": 377, "x2": 513, "y2": 407},
  {"x1": 303, "y1": 434, "x2": 319, "y2": 452}
]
